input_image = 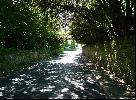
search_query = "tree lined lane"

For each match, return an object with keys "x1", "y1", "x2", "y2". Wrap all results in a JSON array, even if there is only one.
[{"x1": 0, "y1": 50, "x2": 132, "y2": 99}]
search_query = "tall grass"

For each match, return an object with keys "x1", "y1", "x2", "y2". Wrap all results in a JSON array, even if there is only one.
[
  {"x1": 0, "y1": 47, "x2": 64, "y2": 78},
  {"x1": 82, "y1": 35, "x2": 135, "y2": 88}
]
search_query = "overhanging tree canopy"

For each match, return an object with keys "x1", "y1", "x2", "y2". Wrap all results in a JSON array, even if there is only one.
[
  {"x1": 35, "y1": 0, "x2": 135, "y2": 44},
  {"x1": 0, "y1": 0, "x2": 65, "y2": 50}
]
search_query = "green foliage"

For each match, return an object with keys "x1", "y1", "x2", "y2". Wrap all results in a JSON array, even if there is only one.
[
  {"x1": 82, "y1": 35, "x2": 135, "y2": 88},
  {"x1": 0, "y1": 0, "x2": 65, "y2": 78},
  {"x1": 71, "y1": 40, "x2": 76, "y2": 49},
  {"x1": 0, "y1": 47, "x2": 54, "y2": 78},
  {"x1": 35, "y1": 0, "x2": 135, "y2": 45},
  {"x1": 46, "y1": 32, "x2": 65, "y2": 51},
  {"x1": 0, "y1": 0, "x2": 64, "y2": 51},
  {"x1": 69, "y1": 13, "x2": 110, "y2": 44}
]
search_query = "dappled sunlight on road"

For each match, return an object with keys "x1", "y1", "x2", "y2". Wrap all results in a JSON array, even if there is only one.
[
  {"x1": 0, "y1": 49, "x2": 134, "y2": 99},
  {"x1": 50, "y1": 49, "x2": 82, "y2": 64}
]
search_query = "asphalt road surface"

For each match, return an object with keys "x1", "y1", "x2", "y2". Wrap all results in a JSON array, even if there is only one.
[{"x1": 0, "y1": 50, "x2": 134, "y2": 99}]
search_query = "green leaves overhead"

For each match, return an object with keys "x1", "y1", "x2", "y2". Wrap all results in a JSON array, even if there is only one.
[
  {"x1": 69, "y1": 13, "x2": 110, "y2": 45},
  {"x1": 0, "y1": 0, "x2": 64, "y2": 50},
  {"x1": 0, "y1": 0, "x2": 134, "y2": 49}
]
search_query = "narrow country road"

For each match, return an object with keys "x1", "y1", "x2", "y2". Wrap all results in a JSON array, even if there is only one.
[{"x1": 0, "y1": 49, "x2": 132, "y2": 99}]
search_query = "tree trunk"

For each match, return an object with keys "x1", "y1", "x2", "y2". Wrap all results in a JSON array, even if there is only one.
[
  {"x1": 126, "y1": 0, "x2": 133, "y2": 34},
  {"x1": 134, "y1": 0, "x2": 136, "y2": 33},
  {"x1": 108, "y1": 0, "x2": 125, "y2": 37}
]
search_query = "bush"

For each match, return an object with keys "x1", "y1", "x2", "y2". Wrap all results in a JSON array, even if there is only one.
[{"x1": 82, "y1": 35, "x2": 135, "y2": 88}]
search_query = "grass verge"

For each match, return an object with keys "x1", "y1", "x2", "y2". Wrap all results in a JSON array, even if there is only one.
[{"x1": 0, "y1": 47, "x2": 64, "y2": 79}]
